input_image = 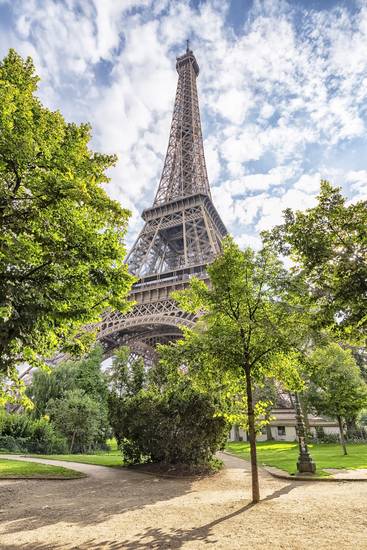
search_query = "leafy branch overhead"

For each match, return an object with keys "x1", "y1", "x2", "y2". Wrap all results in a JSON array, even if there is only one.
[
  {"x1": 0, "y1": 49, "x2": 135, "y2": 382},
  {"x1": 264, "y1": 181, "x2": 367, "y2": 341}
]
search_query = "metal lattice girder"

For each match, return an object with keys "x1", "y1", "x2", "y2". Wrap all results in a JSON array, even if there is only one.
[
  {"x1": 126, "y1": 194, "x2": 227, "y2": 278},
  {"x1": 99, "y1": 299, "x2": 196, "y2": 339},
  {"x1": 153, "y1": 49, "x2": 210, "y2": 206}
]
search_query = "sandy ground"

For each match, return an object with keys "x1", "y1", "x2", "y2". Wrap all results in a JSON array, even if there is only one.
[{"x1": 0, "y1": 453, "x2": 366, "y2": 550}]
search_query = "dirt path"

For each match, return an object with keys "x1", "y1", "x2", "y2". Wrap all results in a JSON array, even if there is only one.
[{"x1": 0, "y1": 453, "x2": 366, "y2": 549}]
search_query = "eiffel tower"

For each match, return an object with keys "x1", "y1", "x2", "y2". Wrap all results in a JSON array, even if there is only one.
[{"x1": 98, "y1": 45, "x2": 227, "y2": 362}]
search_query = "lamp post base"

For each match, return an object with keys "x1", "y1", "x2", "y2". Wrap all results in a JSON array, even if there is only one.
[{"x1": 297, "y1": 455, "x2": 316, "y2": 474}]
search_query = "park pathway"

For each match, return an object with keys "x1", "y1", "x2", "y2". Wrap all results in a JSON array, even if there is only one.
[{"x1": 0, "y1": 453, "x2": 367, "y2": 549}]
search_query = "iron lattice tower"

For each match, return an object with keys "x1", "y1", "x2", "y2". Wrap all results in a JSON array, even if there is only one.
[{"x1": 98, "y1": 46, "x2": 227, "y2": 362}]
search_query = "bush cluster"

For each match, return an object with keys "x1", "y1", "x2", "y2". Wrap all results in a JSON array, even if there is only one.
[
  {"x1": 108, "y1": 352, "x2": 229, "y2": 467},
  {"x1": 0, "y1": 412, "x2": 67, "y2": 453}
]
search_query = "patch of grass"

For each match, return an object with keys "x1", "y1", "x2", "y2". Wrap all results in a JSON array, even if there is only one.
[
  {"x1": 0, "y1": 458, "x2": 83, "y2": 478},
  {"x1": 21, "y1": 438, "x2": 123, "y2": 468},
  {"x1": 28, "y1": 453, "x2": 123, "y2": 467},
  {"x1": 226, "y1": 441, "x2": 367, "y2": 475}
]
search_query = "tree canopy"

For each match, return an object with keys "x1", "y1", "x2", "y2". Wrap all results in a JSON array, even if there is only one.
[
  {"x1": 265, "y1": 181, "x2": 367, "y2": 341},
  {"x1": 0, "y1": 49, "x2": 134, "y2": 393},
  {"x1": 163, "y1": 237, "x2": 307, "y2": 501},
  {"x1": 306, "y1": 343, "x2": 367, "y2": 454}
]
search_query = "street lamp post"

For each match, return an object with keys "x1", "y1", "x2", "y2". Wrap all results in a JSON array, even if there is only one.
[{"x1": 294, "y1": 392, "x2": 316, "y2": 474}]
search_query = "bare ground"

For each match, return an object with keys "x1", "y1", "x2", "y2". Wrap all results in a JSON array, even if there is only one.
[{"x1": 0, "y1": 453, "x2": 366, "y2": 549}]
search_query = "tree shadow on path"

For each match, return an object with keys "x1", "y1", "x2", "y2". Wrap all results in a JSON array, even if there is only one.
[
  {"x1": 0, "y1": 469, "x2": 194, "y2": 537},
  {"x1": 76, "y1": 482, "x2": 300, "y2": 550}
]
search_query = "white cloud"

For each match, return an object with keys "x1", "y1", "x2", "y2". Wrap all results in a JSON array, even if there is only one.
[
  {"x1": 345, "y1": 170, "x2": 367, "y2": 201},
  {"x1": 294, "y1": 173, "x2": 322, "y2": 194},
  {"x1": 0, "y1": 0, "x2": 366, "y2": 250},
  {"x1": 256, "y1": 188, "x2": 318, "y2": 233}
]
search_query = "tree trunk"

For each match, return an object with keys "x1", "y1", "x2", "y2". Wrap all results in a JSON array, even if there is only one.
[
  {"x1": 233, "y1": 424, "x2": 241, "y2": 441},
  {"x1": 70, "y1": 430, "x2": 76, "y2": 453},
  {"x1": 245, "y1": 366, "x2": 260, "y2": 503},
  {"x1": 265, "y1": 412, "x2": 273, "y2": 441},
  {"x1": 337, "y1": 415, "x2": 348, "y2": 455}
]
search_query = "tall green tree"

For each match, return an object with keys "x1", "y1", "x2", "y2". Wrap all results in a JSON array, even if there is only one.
[
  {"x1": 265, "y1": 181, "x2": 367, "y2": 341},
  {"x1": 170, "y1": 237, "x2": 305, "y2": 502},
  {"x1": 27, "y1": 345, "x2": 108, "y2": 417},
  {"x1": 0, "y1": 50, "x2": 134, "y2": 395},
  {"x1": 47, "y1": 389, "x2": 102, "y2": 453},
  {"x1": 306, "y1": 343, "x2": 367, "y2": 455},
  {"x1": 27, "y1": 345, "x2": 110, "y2": 450}
]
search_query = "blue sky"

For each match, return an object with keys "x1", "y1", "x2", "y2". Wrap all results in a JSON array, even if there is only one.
[{"x1": 1, "y1": 0, "x2": 367, "y2": 250}]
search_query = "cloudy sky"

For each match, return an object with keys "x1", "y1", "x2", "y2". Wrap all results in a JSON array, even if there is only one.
[{"x1": 1, "y1": 0, "x2": 367, "y2": 250}]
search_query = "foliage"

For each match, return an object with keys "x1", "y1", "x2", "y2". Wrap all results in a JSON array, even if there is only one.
[
  {"x1": 306, "y1": 343, "x2": 367, "y2": 454},
  {"x1": 0, "y1": 458, "x2": 83, "y2": 478},
  {"x1": 107, "y1": 346, "x2": 145, "y2": 398},
  {"x1": 108, "y1": 348, "x2": 229, "y2": 467},
  {"x1": 307, "y1": 344, "x2": 367, "y2": 422},
  {"x1": 265, "y1": 181, "x2": 367, "y2": 341},
  {"x1": 47, "y1": 389, "x2": 104, "y2": 453},
  {"x1": 0, "y1": 49, "x2": 134, "y2": 399},
  {"x1": 118, "y1": 384, "x2": 229, "y2": 466},
  {"x1": 227, "y1": 441, "x2": 367, "y2": 475},
  {"x1": 0, "y1": 410, "x2": 67, "y2": 453},
  {"x1": 165, "y1": 236, "x2": 308, "y2": 501},
  {"x1": 28, "y1": 345, "x2": 108, "y2": 417},
  {"x1": 26, "y1": 346, "x2": 110, "y2": 452}
]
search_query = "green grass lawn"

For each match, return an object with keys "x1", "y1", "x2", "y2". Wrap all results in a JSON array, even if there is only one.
[
  {"x1": 226, "y1": 441, "x2": 367, "y2": 475},
  {"x1": 0, "y1": 458, "x2": 84, "y2": 478},
  {"x1": 28, "y1": 452, "x2": 123, "y2": 467}
]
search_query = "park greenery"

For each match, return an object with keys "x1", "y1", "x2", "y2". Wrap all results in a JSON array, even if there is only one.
[
  {"x1": 108, "y1": 346, "x2": 229, "y2": 468},
  {"x1": 226, "y1": 441, "x2": 367, "y2": 476},
  {"x1": 0, "y1": 49, "x2": 134, "y2": 405},
  {"x1": 0, "y1": 457, "x2": 84, "y2": 479},
  {"x1": 0, "y1": 50, "x2": 367, "y2": 500},
  {"x1": 27, "y1": 345, "x2": 109, "y2": 452},
  {"x1": 305, "y1": 343, "x2": 367, "y2": 455},
  {"x1": 265, "y1": 181, "x2": 367, "y2": 341}
]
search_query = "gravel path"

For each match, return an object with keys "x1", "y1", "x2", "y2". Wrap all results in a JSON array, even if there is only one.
[{"x1": 0, "y1": 453, "x2": 366, "y2": 549}]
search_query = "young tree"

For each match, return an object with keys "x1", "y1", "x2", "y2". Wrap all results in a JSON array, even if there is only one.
[
  {"x1": 170, "y1": 237, "x2": 306, "y2": 502},
  {"x1": 0, "y1": 50, "x2": 134, "y2": 392},
  {"x1": 306, "y1": 343, "x2": 367, "y2": 455},
  {"x1": 108, "y1": 347, "x2": 146, "y2": 448},
  {"x1": 47, "y1": 389, "x2": 102, "y2": 453},
  {"x1": 27, "y1": 346, "x2": 110, "y2": 450},
  {"x1": 107, "y1": 347, "x2": 145, "y2": 399},
  {"x1": 28, "y1": 345, "x2": 108, "y2": 417},
  {"x1": 265, "y1": 181, "x2": 367, "y2": 340}
]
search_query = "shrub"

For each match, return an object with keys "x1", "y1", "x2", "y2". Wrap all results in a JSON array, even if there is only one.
[
  {"x1": 47, "y1": 389, "x2": 105, "y2": 453},
  {"x1": 0, "y1": 435, "x2": 28, "y2": 452},
  {"x1": 0, "y1": 411, "x2": 67, "y2": 453},
  {"x1": 26, "y1": 418, "x2": 68, "y2": 454},
  {"x1": 111, "y1": 382, "x2": 229, "y2": 466},
  {"x1": 311, "y1": 432, "x2": 340, "y2": 444}
]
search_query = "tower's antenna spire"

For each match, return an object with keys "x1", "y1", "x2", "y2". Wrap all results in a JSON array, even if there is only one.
[{"x1": 186, "y1": 39, "x2": 189, "y2": 53}]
